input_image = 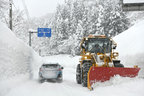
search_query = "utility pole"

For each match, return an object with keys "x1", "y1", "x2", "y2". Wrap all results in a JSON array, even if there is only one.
[
  {"x1": 9, "y1": 0, "x2": 12, "y2": 30},
  {"x1": 29, "y1": 32, "x2": 32, "y2": 46}
]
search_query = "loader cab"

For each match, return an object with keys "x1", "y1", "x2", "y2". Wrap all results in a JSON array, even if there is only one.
[{"x1": 81, "y1": 37, "x2": 112, "y2": 54}]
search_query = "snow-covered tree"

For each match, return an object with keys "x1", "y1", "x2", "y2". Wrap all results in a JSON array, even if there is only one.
[
  {"x1": 0, "y1": 0, "x2": 8, "y2": 23},
  {"x1": 45, "y1": 0, "x2": 130, "y2": 55},
  {"x1": 99, "y1": 0, "x2": 130, "y2": 37}
]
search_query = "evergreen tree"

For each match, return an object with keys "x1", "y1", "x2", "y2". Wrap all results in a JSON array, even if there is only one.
[{"x1": 48, "y1": 0, "x2": 130, "y2": 55}]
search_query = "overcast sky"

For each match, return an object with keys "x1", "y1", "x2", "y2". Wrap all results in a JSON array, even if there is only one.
[
  {"x1": 13, "y1": 0, "x2": 65, "y2": 18},
  {"x1": 12, "y1": 0, "x2": 144, "y2": 18}
]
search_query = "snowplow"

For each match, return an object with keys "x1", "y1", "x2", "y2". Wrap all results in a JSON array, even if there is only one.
[{"x1": 76, "y1": 35, "x2": 140, "y2": 90}]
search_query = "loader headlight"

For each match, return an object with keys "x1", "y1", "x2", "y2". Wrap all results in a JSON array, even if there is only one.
[
  {"x1": 113, "y1": 52, "x2": 119, "y2": 57},
  {"x1": 86, "y1": 52, "x2": 90, "y2": 55},
  {"x1": 99, "y1": 55, "x2": 104, "y2": 60},
  {"x1": 84, "y1": 56, "x2": 87, "y2": 59}
]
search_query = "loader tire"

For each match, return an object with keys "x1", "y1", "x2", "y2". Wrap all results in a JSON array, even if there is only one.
[
  {"x1": 82, "y1": 71, "x2": 87, "y2": 87},
  {"x1": 76, "y1": 64, "x2": 81, "y2": 84},
  {"x1": 113, "y1": 60, "x2": 124, "y2": 67},
  {"x1": 115, "y1": 63, "x2": 124, "y2": 67},
  {"x1": 82, "y1": 62, "x2": 92, "y2": 87}
]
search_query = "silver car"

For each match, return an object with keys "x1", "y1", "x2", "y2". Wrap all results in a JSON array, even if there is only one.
[{"x1": 39, "y1": 63, "x2": 64, "y2": 83}]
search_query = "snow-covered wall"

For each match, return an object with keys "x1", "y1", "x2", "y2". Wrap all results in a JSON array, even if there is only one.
[
  {"x1": 0, "y1": 22, "x2": 41, "y2": 81},
  {"x1": 114, "y1": 20, "x2": 144, "y2": 77}
]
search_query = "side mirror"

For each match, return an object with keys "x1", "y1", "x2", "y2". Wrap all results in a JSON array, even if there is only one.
[
  {"x1": 61, "y1": 67, "x2": 64, "y2": 69},
  {"x1": 112, "y1": 45, "x2": 116, "y2": 49},
  {"x1": 81, "y1": 43, "x2": 86, "y2": 49}
]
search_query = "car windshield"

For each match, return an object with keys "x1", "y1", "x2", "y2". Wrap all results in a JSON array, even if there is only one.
[
  {"x1": 42, "y1": 64, "x2": 59, "y2": 68},
  {"x1": 85, "y1": 38, "x2": 111, "y2": 53}
]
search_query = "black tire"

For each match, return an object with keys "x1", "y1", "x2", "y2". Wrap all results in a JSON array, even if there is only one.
[
  {"x1": 81, "y1": 62, "x2": 92, "y2": 87},
  {"x1": 82, "y1": 71, "x2": 87, "y2": 87},
  {"x1": 39, "y1": 78, "x2": 45, "y2": 83},
  {"x1": 114, "y1": 63, "x2": 124, "y2": 67},
  {"x1": 76, "y1": 64, "x2": 81, "y2": 84},
  {"x1": 57, "y1": 76, "x2": 63, "y2": 83},
  {"x1": 39, "y1": 73, "x2": 44, "y2": 83}
]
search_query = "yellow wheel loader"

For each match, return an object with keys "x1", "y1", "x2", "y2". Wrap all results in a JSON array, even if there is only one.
[{"x1": 76, "y1": 35, "x2": 140, "y2": 89}]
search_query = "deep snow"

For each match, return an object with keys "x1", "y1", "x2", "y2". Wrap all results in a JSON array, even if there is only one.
[
  {"x1": 113, "y1": 20, "x2": 144, "y2": 77},
  {"x1": 0, "y1": 21, "x2": 41, "y2": 95},
  {"x1": 0, "y1": 21, "x2": 30, "y2": 80},
  {"x1": 0, "y1": 22, "x2": 41, "y2": 80}
]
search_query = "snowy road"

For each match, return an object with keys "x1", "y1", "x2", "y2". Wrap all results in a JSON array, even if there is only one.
[
  {"x1": 3, "y1": 67, "x2": 90, "y2": 96},
  {"x1": 1, "y1": 55, "x2": 144, "y2": 96}
]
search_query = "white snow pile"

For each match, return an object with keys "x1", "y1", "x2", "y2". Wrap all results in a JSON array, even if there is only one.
[
  {"x1": 0, "y1": 21, "x2": 41, "y2": 81},
  {"x1": 114, "y1": 20, "x2": 144, "y2": 77}
]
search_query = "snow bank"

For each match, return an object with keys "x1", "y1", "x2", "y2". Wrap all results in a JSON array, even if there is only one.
[
  {"x1": 0, "y1": 21, "x2": 41, "y2": 81},
  {"x1": 92, "y1": 76, "x2": 144, "y2": 96},
  {"x1": 114, "y1": 20, "x2": 144, "y2": 77}
]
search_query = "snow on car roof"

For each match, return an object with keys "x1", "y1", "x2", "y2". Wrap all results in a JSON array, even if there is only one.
[{"x1": 43, "y1": 62, "x2": 59, "y2": 65}]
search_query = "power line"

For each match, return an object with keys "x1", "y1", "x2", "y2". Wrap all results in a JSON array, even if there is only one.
[
  {"x1": 21, "y1": 0, "x2": 31, "y2": 29},
  {"x1": 21, "y1": 0, "x2": 30, "y2": 20},
  {"x1": 9, "y1": 0, "x2": 12, "y2": 30}
]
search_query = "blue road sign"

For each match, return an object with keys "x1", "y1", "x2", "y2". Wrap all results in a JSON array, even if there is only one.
[{"x1": 38, "y1": 28, "x2": 51, "y2": 37}]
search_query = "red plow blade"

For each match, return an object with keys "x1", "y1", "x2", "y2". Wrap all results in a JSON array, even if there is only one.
[{"x1": 87, "y1": 66, "x2": 140, "y2": 89}]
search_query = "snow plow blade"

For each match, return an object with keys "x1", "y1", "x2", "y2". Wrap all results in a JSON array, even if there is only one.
[{"x1": 87, "y1": 66, "x2": 140, "y2": 89}]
